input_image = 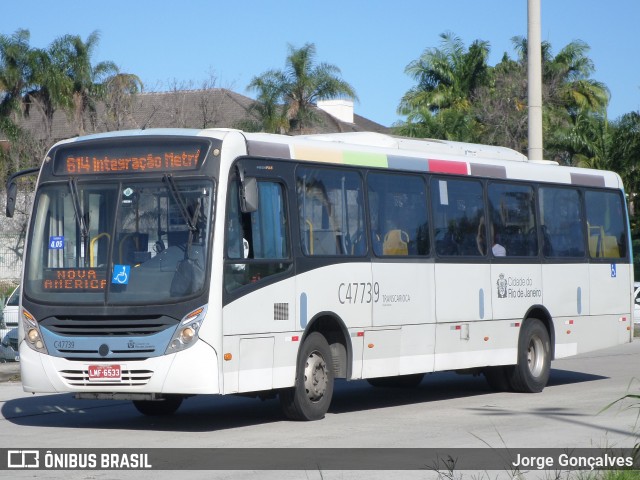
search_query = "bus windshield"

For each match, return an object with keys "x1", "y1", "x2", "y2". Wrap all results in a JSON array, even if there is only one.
[{"x1": 24, "y1": 178, "x2": 214, "y2": 305}]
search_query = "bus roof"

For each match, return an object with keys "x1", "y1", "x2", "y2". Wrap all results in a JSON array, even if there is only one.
[
  {"x1": 49, "y1": 128, "x2": 624, "y2": 191},
  {"x1": 241, "y1": 130, "x2": 623, "y2": 190}
]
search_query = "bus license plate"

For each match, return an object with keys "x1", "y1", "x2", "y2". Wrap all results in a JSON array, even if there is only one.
[{"x1": 88, "y1": 365, "x2": 121, "y2": 381}]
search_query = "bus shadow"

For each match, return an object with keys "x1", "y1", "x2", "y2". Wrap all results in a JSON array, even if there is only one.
[
  {"x1": 329, "y1": 368, "x2": 607, "y2": 415},
  {"x1": 1, "y1": 391, "x2": 284, "y2": 432},
  {"x1": 1, "y1": 368, "x2": 606, "y2": 432},
  {"x1": 546, "y1": 368, "x2": 608, "y2": 387}
]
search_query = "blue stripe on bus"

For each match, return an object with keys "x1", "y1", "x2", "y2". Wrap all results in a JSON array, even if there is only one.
[{"x1": 300, "y1": 292, "x2": 308, "y2": 329}]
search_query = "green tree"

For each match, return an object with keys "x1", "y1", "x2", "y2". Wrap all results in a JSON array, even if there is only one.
[
  {"x1": 246, "y1": 72, "x2": 288, "y2": 133},
  {"x1": 0, "y1": 29, "x2": 35, "y2": 139},
  {"x1": 50, "y1": 31, "x2": 118, "y2": 134},
  {"x1": 610, "y1": 111, "x2": 640, "y2": 203},
  {"x1": 102, "y1": 72, "x2": 144, "y2": 130},
  {"x1": 0, "y1": 29, "x2": 47, "y2": 184},
  {"x1": 505, "y1": 37, "x2": 610, "y2": 163},
  {"x1": 23, "y1": 43, "x2": 73, "y2": 140},
  {"x1": 248, "y1": 43, "x2": 358, "y2": 133},
  {"x1": 472, "y1": 54, "x2": 528, "y2": 151},
  {"x1": 396, "y1": 32, "x2": 490, "y2": 140}
]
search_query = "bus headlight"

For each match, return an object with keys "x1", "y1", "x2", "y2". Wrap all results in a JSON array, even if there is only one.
[
  {"x1": 22, "y1": 309, "x2": 48, "y2": 354},
  {"x1": 166, "y1": 305, "x2": 207, "y2": 354}
]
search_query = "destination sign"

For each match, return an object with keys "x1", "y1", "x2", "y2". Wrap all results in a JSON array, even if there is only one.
[
  {"x1": 54, "y1": 139, "x2": 209, "y2": 175},
  {"x1": 43, "y1": 268, "x2": 107, "y2": 292}
]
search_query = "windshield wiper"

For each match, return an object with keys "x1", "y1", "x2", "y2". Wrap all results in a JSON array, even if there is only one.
[
  {"x1": 162, "y1": 174, "x2": 200, "y2": 232},
  {"x1": 68, "y1": 177, "x2": 90, "y2": 266}
]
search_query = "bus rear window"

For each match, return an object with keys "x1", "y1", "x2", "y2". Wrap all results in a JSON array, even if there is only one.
[{"x1": 585, "y1": 190, "x2": 626, "y2": 259}]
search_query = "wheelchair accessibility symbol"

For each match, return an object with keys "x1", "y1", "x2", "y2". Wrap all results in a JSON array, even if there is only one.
[{"x1": 112, "y1": 265, "x2": 131, "y2": 285}]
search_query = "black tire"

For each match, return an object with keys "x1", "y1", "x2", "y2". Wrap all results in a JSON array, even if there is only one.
[
  {"x1": 483, "y1": 366, "x2": 513, "y2": 392},
  {"x1": 508, "y1": 318, "x2": 551, "y2": 393},
  {"x1": 367, "y1": 373, "x2": 425, "y2": 388},
  {"x1": 280, "y1": 332, "x2": 334, "y2": 421},
  {"x1": 133, "y1": 395, "x2": 183, "y2": 416}
]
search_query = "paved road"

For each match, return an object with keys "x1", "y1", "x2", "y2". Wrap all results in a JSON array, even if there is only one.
[{"x1": 1, "y1": 340, "x2": 639, "y2": 479}]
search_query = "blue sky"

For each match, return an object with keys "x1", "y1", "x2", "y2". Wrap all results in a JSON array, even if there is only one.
[{"x1": 2, "y1": 1, "x2": 639, "y2": 127}]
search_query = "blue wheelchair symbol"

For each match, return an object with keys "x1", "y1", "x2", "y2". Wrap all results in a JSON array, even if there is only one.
[
  {"x1": 610, "y1": 264, "x2": 617, "y2": 278},
  {"x1": 112, "y1": 265, "x2": 130, "y2": 285}
]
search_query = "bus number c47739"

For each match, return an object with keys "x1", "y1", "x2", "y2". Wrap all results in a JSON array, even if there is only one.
[{"x1": 338, "y1": 282, "x2": 380, "y2": 304}]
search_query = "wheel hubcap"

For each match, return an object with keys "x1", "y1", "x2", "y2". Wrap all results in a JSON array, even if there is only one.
[
  {"x1": 527, "y1": 335, "x2": 545, "y2": 377},
  {"x1": 303, "y1": 351, "x2": 328, "y2": 402}
]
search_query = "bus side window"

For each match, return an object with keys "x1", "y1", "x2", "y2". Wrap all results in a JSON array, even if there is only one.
[
  {"x1": 585, "y1": 190, "x2": 626, "y2": 259},
  {"x1": 367, "y1": 172, "x2": 429, "y2": 257},
  {"x1": 539, "y1": 187, "x2": 585, "y2": 258},
  {"x1": 297, "y1": 167, "x2": 366, "y2": 256},
  {"x1": 431, "y1": 178, "x2": 484, "y2": 257},
  {"x1": 224, "y1": 180, "x2": 291, "y2": 292},
  {"x1": 487, "y1": 182, "x2": 538, "y2": 257}
]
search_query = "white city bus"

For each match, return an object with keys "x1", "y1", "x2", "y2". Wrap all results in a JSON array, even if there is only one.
[{"x1": 6, "y1": 129, "x2": 633, "y2": 420}]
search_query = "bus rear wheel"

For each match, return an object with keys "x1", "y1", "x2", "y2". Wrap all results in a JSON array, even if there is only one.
[
  {"x1": 133, "y1": 395, "x2": 183, "y2": 416},
  {"x1": 280, "y1": 332, "x2": 334, "y2": 421},
  {"x1": 509, "y1": 318, "x2": 551, "y2": 393}
]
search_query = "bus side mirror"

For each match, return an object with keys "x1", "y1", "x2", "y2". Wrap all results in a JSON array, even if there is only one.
[
  {"x1": 240, "y1": 177, "x2": 259, "y2": 213},
  {"x1": 6, "y1": 182, "x2": 17, "y2": 218}
]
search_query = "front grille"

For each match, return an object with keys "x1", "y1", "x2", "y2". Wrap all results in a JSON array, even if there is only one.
[
  {"x1": 41, "y1": 316, "x2": 177, "y2": 337},
  {"x1": 60, "y1": 369, "x2": 153, "y2": 387}
]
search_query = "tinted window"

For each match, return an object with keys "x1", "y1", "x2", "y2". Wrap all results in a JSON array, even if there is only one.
[
  {"x1": 487, "y1": 183, "x2": 538, "y2": 257},
  {"x1": 539, "y1": 187, "x2": 585, "y2": 258},
  {"x1": 225, "y1": 180, "x2": 291, "y2": 292},
  {"x1": 585, "y1": 190, "x2": 626, "y2": 259},
  {"x1": 368, "y1": 173, "x2": 429, "y2": 256},
  {"x1": 431, "y1": 178, "x2": 484, "y2": 257},
  {"x1": 297, "y1": 168, "x2": 365, "y2": 256},
  {"x1": 25, "y1": 179, "x2": 214, "y2": 304}
]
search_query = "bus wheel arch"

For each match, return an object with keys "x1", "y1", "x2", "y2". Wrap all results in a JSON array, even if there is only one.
[
  {"x1": 303, "y1": 312, "x2": 351, "y2": 380},
  {"x1": 483, "y1": 307, "x2": 554, "y2": 393},
  {"x1": 279, "y1": 312, "x2": 350, "y2": 421},
  {"x1": 524, "y1": 305, "x2": 555, "y2": 360}
]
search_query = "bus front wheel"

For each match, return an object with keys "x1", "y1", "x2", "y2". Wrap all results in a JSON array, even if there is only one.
[
  {"x1": 509, "y1": 318, "x2": 551, "y2": 393},
  {"x1": 280, "y1": 332, "x2": 334, "y2": 421}
]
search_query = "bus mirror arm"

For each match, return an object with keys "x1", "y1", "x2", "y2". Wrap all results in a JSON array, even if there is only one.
[
  {"x1": 6, "y1": 182, "x2": 17, "y2": 218},
  {"x1": 5, "y1": 167, "x2": 40, "y2": 218},
  {"x1": 240, "y1": 176, "x2": 259, "y2": 213}
]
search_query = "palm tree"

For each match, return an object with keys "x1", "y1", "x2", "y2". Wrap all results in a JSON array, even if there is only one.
[
  {"x1": 0, "y1": 29, "x2": 49, "y2": 180},
  {"x1": 397, "y1": 32, "x2": 490, "y2": 140},
  {"x1": 471, "y1": 37, "x2": 609, "y2": 161},
  {"x1": 0, "y1": 29, "x2": 35, "y2": 138},
  {"x1": 511, "y1": 36, "x2": 609, "y2": 119},
  {"x1": 552, "y1": 112, "x2": 610, "y2": 169},
  {"x1": 102, "y1": 73, "x2": 144, "y2": 130},
  {"x1": 246, "y1": 72, "x2": 289, "y2": 133},
  {"x1": 400, "y1": 32, "x2": 490, "y2": 114},
  {"x1": 543, "y1": 40, "x2": 609, "y2": 164},
  {"x1": 50, "y1": 31, "x2": 118, "y2": 134},
  {"x1": 610, "y1": 112, "x2": 640, "y2": 197},
  {"x1": 248, "y1": 43, "x2": 358, "y2": 133},
  {"x1": 23, "y1": 44, "x2": 73, "y2": 140}
]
